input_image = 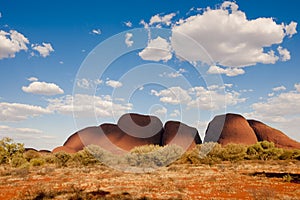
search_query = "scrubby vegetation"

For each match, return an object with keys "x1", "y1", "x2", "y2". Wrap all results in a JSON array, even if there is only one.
[{"x1": 1, "y1": 137, "x2": 300, "y2": 170}]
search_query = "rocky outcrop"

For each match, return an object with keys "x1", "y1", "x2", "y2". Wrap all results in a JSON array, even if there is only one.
[
  {"x1": 52, "y1": 113, "x2": 164, "y2": 153},
  {"x1": 204, "y1": 113, "x2": 258, "y2": 145},
  {"x1": 163, "y1": 121, "x2": 202, "y2": 150},
  {"x1": 248, "y1": 120, "x2": 300, "y2": 149},
  {"x1": 52, "y1": 113, "x2": 300, "y2": 153}
]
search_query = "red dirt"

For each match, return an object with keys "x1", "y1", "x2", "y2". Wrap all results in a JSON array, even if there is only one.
[{"x1": 0, "y1": 160, "x2": 299, "y2": 199}]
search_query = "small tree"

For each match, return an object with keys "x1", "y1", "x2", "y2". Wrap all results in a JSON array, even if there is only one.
[{"x1": 0, "y1": 137, "x2": 25, "y2": 164}]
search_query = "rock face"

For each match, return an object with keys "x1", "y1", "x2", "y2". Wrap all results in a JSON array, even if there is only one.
[
  {"x1": 248, "y1": 120, "x2": 300, "y2": 149},
  {"x1": 52, "y1": 113, "x2": 164, "y2": 153},
  {"x1": 52, "y1": 112, "x2": 300, "y2": 153},
  {"x1": 117, "y1": 113, "x2": 164, "y2": 146},
  {"x1": 204, "y1": 113, "x2": 258, "y2": 145},
  {"x1": 163, "y1": 121, "x2": 202, "y2": 150}
]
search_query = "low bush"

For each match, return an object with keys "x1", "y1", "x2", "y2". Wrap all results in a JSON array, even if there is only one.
[
  {"x1": 0, "y1": 137, "x2": 25, "y2": 164},
  {"x1": 24, "y1": 150, "x2": 41, "y2": 161},
  {"x1": 11, "y1": 156, "x2": 28, "y2": 168},
  {"x1": 246, "y1": 141, "x2": 283, "y2": 160},
  {"x1": 70, "y1": 149, "x2": 99, "y2": 166},
  {"x1": 220, "y1": 143, "x2": 247, "y2": 161},
  {"x1": 30, "y1": 158, "x2": 45, "y2": 166},
  {"x1": 54, "y1": 152, "x2": 71, "y2": 167}
]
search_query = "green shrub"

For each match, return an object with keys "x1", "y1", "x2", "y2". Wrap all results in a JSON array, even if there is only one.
[
  {"x1": 0, "y1": 137, "x2": 24, "y2": 164},
  {"x1": 221, "y1": 143, "x2": 247, "y2": 161},
  {"x1": 130, "y1": 144, "x2": 162, "y2": 154},
  {"x1": 54, "y1": 152, "x2": 71, "y2": 167},
  {"x1": 127, "y1": 144, "x2": 183, "y2": 167},
  {"x1": 11, "y1": 156, "x2": 28, "y2": 168},
  {"x1": 30, "y1": 158, "x2": 45, "y2": 166},
  {"x1": 85, "y1": 145, "x2": 117, "y2": 165},
  {"x1": 280, "y1": 149, "x2": 300, "y2": 160},
  {"x1": 24, "y1": 150, "x2": 41, "y2": 161},
  {"x1": 178, "y1": 145, "x2": 202, "y2": 164},
  {"x1": 246, "y1": 141, "x2": 283, "y2": 160},
  {"x1": 71, "y1": 149, "x2": 99, "y2": 166}
]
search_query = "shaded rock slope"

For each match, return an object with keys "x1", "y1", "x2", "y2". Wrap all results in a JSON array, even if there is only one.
[{"x1": 53, "y1": 113, "x2": 300, "y2": 153}]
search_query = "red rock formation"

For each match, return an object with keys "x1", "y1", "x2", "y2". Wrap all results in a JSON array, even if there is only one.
[
  {"x1": 163, "y1": 121, "x2": 202, "y2": 150},
  {"x1": 52, "y1": 113, "x2": 164, "y2": 153},
  {"x1": 117, "y1": 113, "x2": 163, "y2": 142},
  {"x1": 204, "y1": 113, "x2": 258, "y2": 145},
  {"x1": 52, "y1": 146, "x2": 77, "y2": 153},
  {"x1": 248, "y1": 120, "x2": 300, "y2": 149}
]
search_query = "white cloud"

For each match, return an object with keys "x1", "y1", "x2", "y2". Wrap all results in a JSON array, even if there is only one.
[
  {"x1": 277, "y1": 46, "x2": 291, "y2": 61},
  {"x1": 125, "y1": 32, "x2": 133, "y2": 47},
  {"x1": 152, "y1": 106, "x2": 167, "y2": 115},
  {"x1": 151, "y1": 85, "x2": 245, "y2": 110},
  {"x1": 0, "y1": 102, "x2": 51, "y2": 121},
  {"x1": 91, "y1": 29, "x2": 101, "y2": 35},
  {"x1": 149, "y1": 13, "x2": 176, "y2": 26},
  {"x1": 151, "y1": 86, "x2": 192, "y2": 105},
  {"x1": 284, "y1": 21, "x2": 297, "y2": 38},
  {"x1": 188, "y1": 86, "x2": 245, "y2": 110},
  {"x1": 0, "y1": 125, "x2": 43, "y2": 135},
  {"x1": 27, "y1": 77, "x2": 38, "y2": 82},
  {"x1": 272, "y1": 85, "x2": 286, "y2": 92},
  {"x1": 22, "y1": 81, "x2": 64, "y2": 96},
  {"x1": 245, "y1": 86, "x2": 300, "y2": 141},
  {"x1": 139, "y1": 36, "x2": 172, "y2": 62},
  {"x1": 0, "y1": 12, "x2": 2, "y2": 18},
  {"x1": 76, "y1": 78, "x2": 102, "y2": 89},
  {"x1": 32, "y1": 42, "x2": 54, "y2": 57},
  {"x1": 251, "y1": 91, "x2": 300, "y2": 118},
  {"x1": 295, "y1": 83, "x2": 300, "y2": 92},
  {"x1": 0, "y1": 30, "x2": 29, "y2": 59},
  {"x1": 170, "y1": 1, "x2": 296, "y2": 70},
  {"x1": 47, "y1": 94, "x2": 132, "y2": 118},
  {"x1": 124, "y1": 21, "x2": 132, "y2": 27},
  {"x1": 268, "y1": 93, "x2": 274, "y2": 97},
  {"x1": 159, "y1": 68, "x2": 186, "y2": 78},
  {"x1": 207, "y1": 65, "x2": 245, "y2": 77},
  {"x1": 170, "y1": 109, "x2": 180, "y2": 117},
  {"x1": 105, "y1": 80, "x2": 123, "y2": 88}
]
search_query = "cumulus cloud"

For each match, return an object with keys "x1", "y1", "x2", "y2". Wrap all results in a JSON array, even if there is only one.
[
  {"x1": 295, "y1": 83, "x2": 300, "y2": 92},
  {"x1": 207, "y1": 65, "x2": 245, "y2": 77},
  {"x1": 244, "y1": 85, "x2": 300, "y2": 141},
  {"x1": 159, "y1": 68, "x2": 186, "y2": 78},
  {"x1": 27, "y1": 77, "x2": 38, "y2": 82},
  {"x1": 152, "y1": 106, "x2": 167, "y2": 116},
  {"x1": 76, "y1": 78, "x2": 102, "y2": 89},
  {"x1": 284, "y1": 21, "x2": 297, "y2": 38},
  {"x1": 91, "y1": 29, "x2": 101, "y2": 35},
  {"x1": 125, "y1": 32, "x2": 133, "y2": 47},
  {"x1": 0, "y1": 125, "x2": 43, "y2": 135},
  {"x1": 149, "y1": 13, "x2": 176, "y2": 26},
  {"x1": 124, "y1": 21, "x2": 132, "y2": 27},
  {"x1": 151, "y1": 85, "x2": 245, "y2": 110},
  {"x1": 151, "y1": 86, "x2": 192, "y2": 105},
  {"x1": 272, "y1": 85, "x2": 286, "y2": 92},
  {"x1": 0, "y1": 30, "x2": 29, "y2": 59},
  {"x1": 32, "y1": 42, "x2": 54, "y2": 57},
  {"x1": 169, "y1": 1, "x2": 296, "y2": 72},
  {"x1": 22, "y1": 81, "x2": 64, "y2": 96},
  {"x1": 139, "y1": 36, "x2": 172, "y2": 62},
  {"x1": 105, "y1": 80, "x2": 123, "y2": 88},
  {"x1": 170, "y1": 109, "x2": 180, "y2": 117},
  {"x1": 47, "y1": 94, "x2": 132, "y2": 118},
  {"x1": 0, "y1": 102, "x2": 51, "y2": 121},
  {"x1": 277, "y1": 46, "x2": 291, "y2": 61}
]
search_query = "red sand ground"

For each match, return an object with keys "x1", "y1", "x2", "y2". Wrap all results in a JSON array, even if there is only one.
[{"x1": 0, "y1": 160, "x2": 299, "y2": 199}]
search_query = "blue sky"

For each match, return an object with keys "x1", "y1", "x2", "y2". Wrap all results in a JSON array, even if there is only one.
[{"x1": 0, "y1": 0, "x2": 299, "y2": 150}]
